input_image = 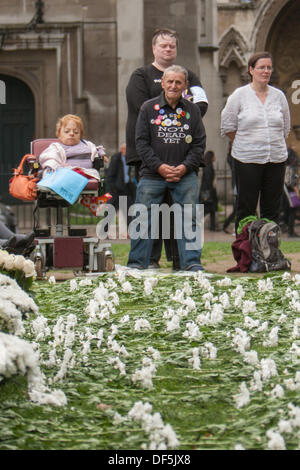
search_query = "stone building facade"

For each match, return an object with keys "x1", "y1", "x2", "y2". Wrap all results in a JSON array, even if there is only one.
[{"x1": 0, "y1": 0, "x2": 299, "y2": 203}]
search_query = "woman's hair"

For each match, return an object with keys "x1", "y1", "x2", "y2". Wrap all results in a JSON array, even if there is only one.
[
  {"x1": 247, "y1": 51, "x2": 273, "y2": 81},
  {"x1": 56, "y1": 114, "x2": 84, "y2": 138},
  {"x1": 204, "y1": 151, "x2": 215, "y2": 166}
]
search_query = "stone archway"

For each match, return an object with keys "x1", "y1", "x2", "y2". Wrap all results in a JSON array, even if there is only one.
[{"x1": 0, "y1": 80, "x2": 5, "y2": 104}]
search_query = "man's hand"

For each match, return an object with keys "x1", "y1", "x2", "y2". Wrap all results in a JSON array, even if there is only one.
[
  {"x1": 226, "y1": 131, "x2": 236, "y2": 142},
  {"x1": 158, "y1": 164, "x2": 186, "y2": 182}
]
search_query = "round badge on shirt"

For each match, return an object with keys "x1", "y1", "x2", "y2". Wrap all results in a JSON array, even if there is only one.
[{"x1": 185, "y1": 135, "x2": 192, "y2": 143}]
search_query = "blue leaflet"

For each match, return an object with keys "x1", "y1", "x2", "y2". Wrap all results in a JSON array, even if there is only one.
[{"x1": 37, "y1": 168, "x2": 88, "y2": 204}]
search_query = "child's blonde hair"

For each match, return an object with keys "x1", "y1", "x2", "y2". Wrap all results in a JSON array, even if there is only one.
[{"x1": 56, "y1": 114, "x2": 84, "y2": 138}]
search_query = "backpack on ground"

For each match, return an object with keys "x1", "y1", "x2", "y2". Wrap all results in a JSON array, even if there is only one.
[{"x1": 248, "y1": 219, "x2": 291, "y2": 273}]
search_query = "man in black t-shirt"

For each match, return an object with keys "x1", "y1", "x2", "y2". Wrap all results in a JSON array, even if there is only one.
[{"x1": 125, "y1": 28, "x2": 208, "y2": 269}]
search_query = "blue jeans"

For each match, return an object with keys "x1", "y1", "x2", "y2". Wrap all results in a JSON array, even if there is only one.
[{"x1": 127, "y1": 173, "x2": 203, "y2": 270}]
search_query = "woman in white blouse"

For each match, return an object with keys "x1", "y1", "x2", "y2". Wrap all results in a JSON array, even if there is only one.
[
  {"x1": 39, "y1": 114, "x2": 107, "y2": 179},
  {"x1": 221, "y1": 51, "x2": 290, "y2": 232}
]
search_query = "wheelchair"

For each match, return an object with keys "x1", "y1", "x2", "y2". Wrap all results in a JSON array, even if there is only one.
[{"x1": 24, "y1": 138, "x2": 114, "y2": 279}]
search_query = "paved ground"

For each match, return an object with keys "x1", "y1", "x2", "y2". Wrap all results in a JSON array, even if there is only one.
[{"x1": 17, "y1": 202, "x2": 300, "y2": 242}]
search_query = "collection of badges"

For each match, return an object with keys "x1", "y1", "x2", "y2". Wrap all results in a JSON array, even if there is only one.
[{"x1": 151, "y1": 103, "x2": 193, "y2": 144}]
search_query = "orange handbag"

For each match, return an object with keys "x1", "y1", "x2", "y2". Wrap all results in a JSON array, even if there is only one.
[{"x1": 9, "y1": 154, "x2": 39, "y2": 201}]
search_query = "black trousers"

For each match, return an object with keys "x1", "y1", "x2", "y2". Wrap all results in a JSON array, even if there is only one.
[{"x1": 234, "y1": 159, "x2": 286, "y2": 231}]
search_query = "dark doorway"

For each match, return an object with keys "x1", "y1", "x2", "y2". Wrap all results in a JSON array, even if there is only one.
[{"x1": 0, "y1": 74, "x2": 35, "y2": 204}]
